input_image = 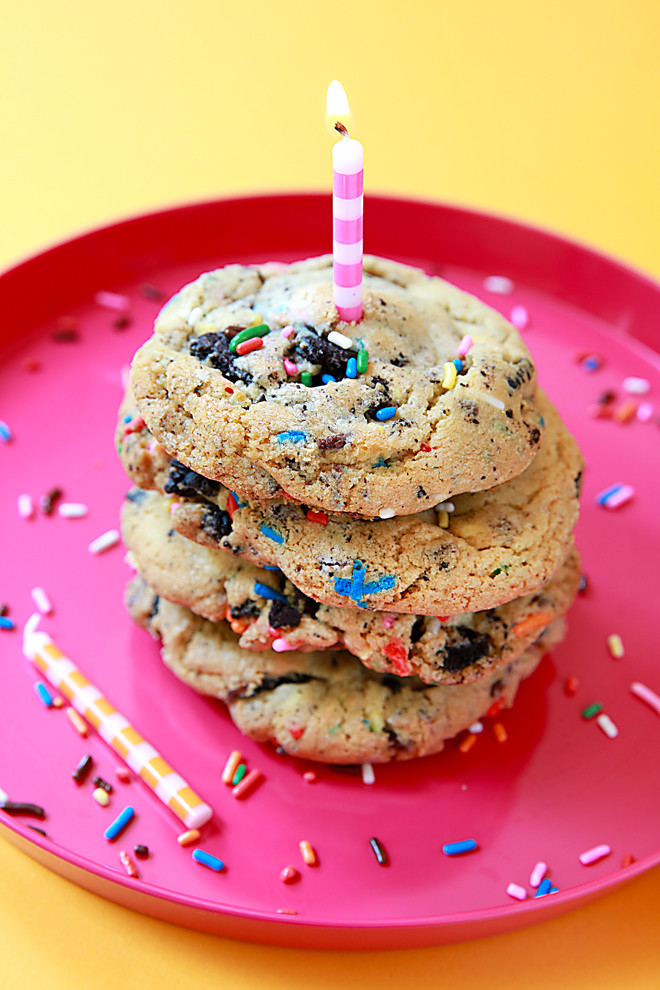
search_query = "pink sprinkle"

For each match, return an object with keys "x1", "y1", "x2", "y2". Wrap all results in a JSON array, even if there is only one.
[
  {"x1": 381, "y1": 615, "x2": 395, "y2": 629},
  {"x1": 283, "y1": 358, "x2": 299, "y2": 376},
  {"x1": 148, "y1": 439, "x2": 159, "y2": 453},
  {"x1": 529, "y1": 861, "x2": 547, "y2": 888},
  {"x1": 115, "y1": 767, "x2": 132, "y2": 783},
  {"x1": 510, "y1": 304, "x2": 529, "y2": 330},
  {"x1": 279, "y1": 865, "x2": 299, "y2": 884},
  {"x1": 281, "y1": 325, "x2": 295, "y2": 339},
  {"x1": 506, "y1": 882, "x2": 527, "y2": 901},
  {"x1": 94, "y1": 290, "x2": 130, "y2": 311},
  {"x1": 169, "y1": 501, "x2": 180, "y2": 515},
  {"x1": 272, "y1": 637, "x2": 296, "y2": 652},
  {"x1": 637, "y1": 402, "x2": 654, "y2": 422},
  {"x1": 579, "y1": 843, "x2": 611, "y2": 866},
  {"x1": 604, "y1": 484, "x2": 635, "y2": 509},
  {"x1": 457, "y1": 334, "x2": 473, "y2": 357},
  {"x1": 630, "y1": 681, "x2": 660, "y2": 716}
]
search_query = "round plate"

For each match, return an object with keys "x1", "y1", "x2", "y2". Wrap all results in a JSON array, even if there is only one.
[{"x1": 1, "y1": 194, "x2": 659, "y2": 949}]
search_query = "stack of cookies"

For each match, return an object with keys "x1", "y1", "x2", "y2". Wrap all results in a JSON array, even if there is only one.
[{"x1": 116, "y1": 256, "x2": 583, "y2": 764}]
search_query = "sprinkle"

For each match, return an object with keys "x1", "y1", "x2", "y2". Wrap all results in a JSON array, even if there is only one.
[
  {"x1": 88, "y1": 529, "x2": 120, "y2": 554},
  {"x1": 300, "y1": 371, "x2": 313, "y2": 386},
  {"x1": 235, "y1": 336, "x2": 264, "y2": 356},
  {"x1": 66, "y1": 706, "x2": 89, "y2": 736},
  {"x1": 279, "y1": 865, "x2": 299, "y2": 884},
  {"x1": 272, "y1": 638, "x2": 296, "y2": 652},
  {"x1": 452, "y1": 358, "x2": 463, "y2": 372},
  {"x1": 104, "y1": 806, "x2": 135, "y2": 840},
  {"x1": 321, "y1": 374, "x2": 337, "y2": 384},
  {"x1": 302, "y1": 770, "x2": 317, "y2": 783},
  {"x1": 53, "y1": 316, "x2": 79, "y2": 341},
  {"x1": 621, "y1": 853, "x2": 635, "y2": 867},
  {"x1": 281, "y1": 325, "x2": 295, "y2": 339},
  {"x1": 622, "y1": 376, "x2": 650, "y2": 395},
  {"x1": 118, "y1": 850, "x2": 139, "y2": 878},
  {"x1": 221, "y1": 751, "x2": 242, "y2": 785},
  {"x1": 72, "y1": 755, "x2": 93, "y2": 784},
  {"x1": 95, "y1": 290, "x2": 129, "y2": 310},
  {"x1": 177, "y1": 829, "x2": 201, "y2": 846},
  {"x1": 299, "y1": 840, "x2": 318, "y2": 866},
  {"x1": 333, "y1": 560, "x2": 396, "y2": 606},
  {"x1": 607, "y1": 634, "x2": 624, "y2": 659},
  {"x1": 361, "y1": 763, "x2": 375, "y2": 785},
  {"x1": 442, "y1": 362, "x2": 458, "y2": 389},
  {"x1": 115, "y1": 766, "x2": 131, "y2": 783},
  {"x1": 506, "y1": 882, "x2": 527, "y2": 901},
  {"x1": 637, "y1": 401, "x2": 654, "y2": 422},
  {"x1": 443, "y1": 839, "x2": 478, "y2": 856},
  {"x1": 0, "y1": 616, "x2": 15, "y2": 630},
  {"x1": 17, "y1": 494, "x2": 34, "y2": 519},
  {"x1": 595, "y1": 483, "x2": 634, "y2": 509},
  {"x1": 529, "y1": 861, "x2": 548, "y2": 888},
  {"x1": 93, "y1": 776, "x2": 113, "y2": 794},
  {"x1": 277, "y1": 908, "x2": 298, "y2": 915},
  {"x1": 254, "y1": 581, "x2": 287, "y2": 603},
  {"x1": 579, "y1": 843, "x2": 611, "y2": 865},
  {"x1": 582, "y1": 702, "x2": 602, "y2": 719},
  {"x1": 233, "y1": 763, "x2": 248, "y2": 786},
  {"x1": 0, "y1": 420, "x2": 12, "y2": 442},
  {"x1": 381, "y1": 615, "x2": 395, "y2": 629},
  {"x1": 31, "y1": 587, "x2": 52, "y2": 615},
  {"x1": 260, "y1": 525, "x2": 284, "y2": 544},
  {"x1": 483, "y1": 275, "x2": 514, "y2": 294},
  {"x1": 228, "y1": 324, "x2": 270, "y2": 353},
  {"x1": 458, "y1": 733, "x2": 477, "y2": 754},
  {"x1": 346, "y1": 356, "x2": 358, "y2": 378},
  {"x1": 483, "y1": 395, "x2": 506, "y2": 411},
  {"x1": 492, "y1": 721, "x2": 508, "y2": 743},
  {"x1": 306, "y1": 509, "x2": 329, "y2": 525},
  {"x1": 192, "y1": 849, "x2": 225, "y2": 872},
  {"x1": 357, "y1": 348, "x2": 369, "y2": 373},
  {"x1": 614, "y1": 399, "x2": 637, "y2": 423},
  {"x1": 276, "y1": 431, "x2": 307, "y2": 444},
  {"x1": 581, "y1": 354, "x2": 602, "y2": 372},
  {"x1": 511, "y1": 612, "x2": 553, "y2": 637},
  {"x1": 436, "y1": 510, "x2": 449, "y2": 528},
  {"x1": 457, "y1": 334, "x2": 473, "y2": 357},
  {"x1": 283, "y1": 358, "x2": 298, "y2": 375},
  {"x1": 232, "y1": 768, "x2": 262, "y2": 798},
  {"x1": 33, "y1": 682, "x2": 53, "y2": 707},
  {"x1": 468, "y1": 721, "x2": 484, "y2": 734},
  {"x1": 0, "y1": 800, "x2": 45, "y2": 818},
  {"x1": 564, "y1": 676, "x2": 580, "y2": 696},
  {"x1": 630, "y1": 681, "x2": 660, "y2": 716},
  {"x1": 92, "y1": 787, "x2": 110, "y2": 806},
  {"x1": 369, "y1": 837, "x2": 388, "y2": 865},
  {"x1": 434, "y1": 501, "x2": 455, "y2": 512},
  {"x1": 487, "y1": 698, "x2": 505, "y2": 718},
  {"x1": 328, "y1": 330, "x2": 354, "y2": 349},
  {"x1": 378, "y1": 508, "x2": 396, "y2": 519},
  {"x1": 133, "y1": 845, "x2": 149, "y2": 858},
  {"x1": 40, "y1": 488, "x2": 62, "y2": 515},
  {"x1": 375, "y1": 406, "x2": 396, "y2": 421},
  {"x1": 535, "y1": 877, "x2": 553, "y2": 897},
  {"x1": 510, "y1": 305, "x2": 529, "y2": 329},
  {"x1": 58, "y1": 502, "x2": 88, "y2": 518},
  {"x1": 596, "y1": 713, "x2": 618, "y2": 738}
]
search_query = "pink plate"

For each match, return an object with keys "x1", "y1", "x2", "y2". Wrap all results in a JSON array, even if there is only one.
[{"x1": 1, "y1": 195, "x2": 659, "y2": 949}]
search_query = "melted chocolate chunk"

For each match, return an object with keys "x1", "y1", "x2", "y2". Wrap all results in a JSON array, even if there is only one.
[
  {"x1": 293, "y1": 329, "x2": 357, "y2": 379},
  {"x1": 230, "y1": 600, "x2": 261, "y2": 619},
  {"x1": 317, "y1": 434, "x2": 347, "y2": 451},
  {"x1": 189, "y1": 331, "x2": 252, "y2": 383},
  {"x1": 410, "y1": 617, "x2": 425, "y2": 643},
  {"x1": 247, "y1": 671, "x2": 316, "y2": 697},
  {"x1": 165, "y1": 460, "x2": 220, "y2": 501},
  {"x1": 268, "y1": 599, "x2": 302, "y2": 629},
  {"x1": 201, "y1": 504, "x2": 232, "y2": 541},
  {"x1": 441, "y1": 627, "x2": 491, "y2": 673}
]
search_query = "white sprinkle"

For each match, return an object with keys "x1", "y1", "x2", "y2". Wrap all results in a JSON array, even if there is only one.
[
  {"x1": 18, "y1": 493, "x2": 34, "y2": 519},
  {"x1": 31, "y1": 587, "x2": 53, "y2": 615},
  {"x1": 637, "y1": 401, "x2": 654, "y2": 422},
  {"x1": 506, "y1": 882, "x2": 527, "y2": 901},
  {"x1": 0, "y1": 786, "x2": 8, "y2": 804},
  {"x1": 483, "y1": 395, "x2": 506, "y2": 411},
  {"x1": 622, "y1": 376, "x2": 651, "y2": 395},
  {"x1": 529, "y1": 861, "x2": 547, "y2": 888},
  {"x1": 58, "y1": 502, "x2": 88, "y2": 518},
  {"x1": 361, "y1": 762, "x2": 375, "y2": 785},
  {"x1": 378, "y1": 508, "x2": 396, "y2": 519},
  {"x1": 510, "y1": 304, "x2": 529, "y2": 330},
  {"x1": 328, "y1": 330, "x2": 354, "y2": 349},
  {"x1": 603, "y1": 484, "x2": 634, "y2": 509},
  {"x1": 94, "y1": 290, "x2": 129, "y2": 311},
  {"x1": 630, "y1": 681, "x2": 660, "y2": 716},
  {"x1": 434, "y1": 501, "x2": 455, "y2": 512},
  {"x1": 596, "y1": 713, "x2": 618, "y2": 739},
  {"x1": 88, "y1": 529, "x2": 120, "y2": 554},
  {"x1": 468, "y1": 721, "x2": 484, "y2": 734},
  {"x1": 579, "y1": 843, "x2": 611, "y2": 866},
  {"x1": 483, "y1": 275, "x2": 514, "y2": 294},
  {"x1": 187, "y1": 305, "x2": 203, "y2": 326}
]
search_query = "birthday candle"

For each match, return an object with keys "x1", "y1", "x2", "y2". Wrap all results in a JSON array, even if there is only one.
[
  {"x1": 327, "y1": 80, "x2": 364, "y2": 323},
  {"x1": 22, "y1": 622, "x2": 213, "y2": 829}
]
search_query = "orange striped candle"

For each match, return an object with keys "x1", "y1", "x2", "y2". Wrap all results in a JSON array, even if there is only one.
[{"x1": 23, "y1": 626, "x2": 213, "y2": 829}]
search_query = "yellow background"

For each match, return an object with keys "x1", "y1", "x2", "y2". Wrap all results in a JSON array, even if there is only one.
[{"x1": 2, "y1": 1, "x2": 660, "y2": 986}]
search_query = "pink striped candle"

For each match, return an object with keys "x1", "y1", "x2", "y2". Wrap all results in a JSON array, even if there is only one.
[{"x1": 327, "y1": 82, "x2": 364, "y2": 323}]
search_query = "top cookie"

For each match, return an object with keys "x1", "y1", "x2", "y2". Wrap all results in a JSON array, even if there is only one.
[{"x1": 130, "y1": 255, "x2": 544, "y2": 517}]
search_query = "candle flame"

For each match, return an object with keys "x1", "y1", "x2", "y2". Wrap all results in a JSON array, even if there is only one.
[{"x1": 326, "y1": 80, "x2": 353, "y2": 135}]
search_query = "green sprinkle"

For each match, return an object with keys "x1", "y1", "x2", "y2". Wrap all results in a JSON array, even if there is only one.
[
  {"x1": 327, "y1": 723, "x2": 342, "y2": 736},
  {"x1": 229, "y1": 324, "x2": 270, "y2": 353},
  {"x1": 490, "y1": 564, "x2": 511, "y2": 578},
  {"x1": 232, "y1": 763, "x2": 247, "y2": 785},
  {"x1": 582, "y1": 702, "x2": 603, "y2": 719},
  {"x1": 357, "y1": 348, "x2": 369, "y2": 374},
  {"x1": 300, "y1": 371, "x2": 313, "y2": 387}
]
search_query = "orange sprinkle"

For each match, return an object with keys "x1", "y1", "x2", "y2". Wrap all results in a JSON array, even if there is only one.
[
  {"x1": 177, "y1": 829, "x2": 201, "y2": 847},
  {"x1": 306, "y1": 509, "x2": 329, "y2": 525},
  {"x1": 221, "y1": 750, "x2": 243, "y2": 785},
  {"x1": 66, "y1": 706, "x2": 88, "y2": 737},
  {"x1": 299, "y1": 840, "x2": 318, "y2": 866},
  {"x1": 511, "y1": 612, "x2": 553, "y2": 637},
  {"x1": 458, "y1": 733, "x2": 477, "y2": 754},
  {"x1": 614, "y1": 399, "x2": 638, "y2": 423},
  {"x1": 492, "y1": 721, "x2": 508, "y2": 743},
  {"x1": 564, "y1": 676, "x2": 580, "y2": 696},
  {"x1": 51, "y1": 696, "x2": 65, "y2": 709}
]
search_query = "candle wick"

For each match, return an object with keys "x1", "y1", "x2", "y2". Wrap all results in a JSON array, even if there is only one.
[{"x1": 334, "y1": 121, "x2": 349, "y2": 136}]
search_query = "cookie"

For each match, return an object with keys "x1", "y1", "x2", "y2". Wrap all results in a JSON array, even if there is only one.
[
  {"x1": 127, "y1": 576, "x2": 565, "y2": 764},
  {"x1": 117, "y1": 388, "x2": 583, "y2": 615},
  {"x1": 129, "y1": 255, "x2": 544, "y2": 517},
  {"x1": 121, "y1": 487, "x2": 581, "y2": 684}
]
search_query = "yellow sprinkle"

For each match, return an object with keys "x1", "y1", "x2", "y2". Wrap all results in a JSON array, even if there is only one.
[
  {"x1": 458, "y1": 733, "x2": 477, "y2": 753},
  {"x1": 177, "y1": 829, "x2": 201, "y2": 847},
  {"x1": 65, "y1": 706, "x2": 89, "y2": 737},
  {"x1": 437, "y1": 510, "x2": 449, "y2": 528},
  {"x1": 607, "y1": 634, "x2": 624, "y2": 659},
  {"x1": 92, "y1": 787, "x2": 110, "y2": 807},
  {"x1": 442, "y1": 362, "x2": 458, "y2": 389},
  {"x1": 299, "y1": 840, "x2": 318, "y2": 866}
]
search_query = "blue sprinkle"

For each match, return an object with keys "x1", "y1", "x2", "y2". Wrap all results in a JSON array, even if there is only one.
[
  {"x1": 263, "y1": 565, "x2": 282, "y2": 572},
  {"x1": 230, "y1": 490, "x2": 247, "y2": 507},
  {"x1": 595, "y1": 483, "x2": 624, "y2": 505},
  {"x1": 373, "y1": 457, "x2": 388, "y2": 468},
  {"x1": 260, "y1": 525, "x2": 284, "y2": 544},
  {"x1": 442, "y1": 839, "x2": 478, "y2": 856},
  {"x1": 192, "y1": 848, "x2": 225, "y2": 872},
  {"x1": 535, "y1": 877, "x2": 553, "y2": 897},
  {"x1": 321, "y1": 374, "x2": 337, "y2": 385},
  {"x1": 346, "y1": 357, "x2": 357, "y2": 379},
  {"x1": 34, "y1": 682, "x2": 53, "y2": 707},
  {"x1": 0, "y1": 420, "x2": 12, "y2": 442},
  {"x1": 0, "y1": 616, "x2": 14, "y2": 630},
  {"x1": 452, "y1": 358, "x2": 463, "y2": 372},
  {"x1": 123, "y1": 414, "x2": 132, "y2": 424},
  {"x1": 104, "y1": 806, "x2": 135, "y2": 841},
  {"x1": 254, "y1": 581, "x2": 287, "y2": 603},
  {"x1": 276, "y1": 431, "x2": 307, "y2": 444},
  {"x1": 333, "y1": 560, "x2": 396, "y2": 606},
  {"x1": 539, "y1": 416, "x2": 545, "y2": 427},
  {"x1": 582, "y1": 355, "x2": 601, "y2": 371},
  {"x1": 375, "y1": 406, "x2": 396, "y2": 421}
]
